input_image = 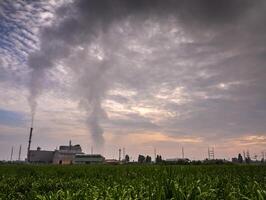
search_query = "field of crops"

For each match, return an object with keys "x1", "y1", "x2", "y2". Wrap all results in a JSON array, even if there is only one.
[{"x1": 0, "y1": 164, "x2": 265, "y2": 200}]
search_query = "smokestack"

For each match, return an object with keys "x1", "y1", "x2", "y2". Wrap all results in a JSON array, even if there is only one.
[
  {"x1": 182, "y1": 147, "x2": 184, "y2": 159},
  {"x1": 27, "y1": 127, "x2": 33, "y2": 162}
]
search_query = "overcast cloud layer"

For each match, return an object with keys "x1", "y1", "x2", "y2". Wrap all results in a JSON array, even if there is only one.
[{"x1": 0, "y1": 0, "x2": 266, "y2": 160}]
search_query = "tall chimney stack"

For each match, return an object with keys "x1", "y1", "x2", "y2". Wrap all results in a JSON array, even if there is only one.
[{"x1": 27, "y1": 127, "x2": 33, "y2": 162}]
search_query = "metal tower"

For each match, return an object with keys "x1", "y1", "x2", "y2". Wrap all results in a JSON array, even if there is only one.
[{"x1": 208, "y1": 147, "x2": 215, "y2": 160}]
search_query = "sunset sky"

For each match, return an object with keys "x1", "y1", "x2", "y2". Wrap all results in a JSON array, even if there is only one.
[{"x1": 0, "y1": 0, "x2": 265, "y2": 161}]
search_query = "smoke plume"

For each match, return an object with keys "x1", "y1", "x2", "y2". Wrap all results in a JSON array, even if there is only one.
[{"x1": 27, "y1": 0, "x2": 263, "y2": 148}]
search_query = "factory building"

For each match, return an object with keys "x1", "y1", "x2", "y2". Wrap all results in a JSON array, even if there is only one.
[
  {"x1": 74, "y1": 154, "x2": 105, "y2": 164},
  {"x1": 53, "y1": 141, "x2": 83, "y2": 165},
  {"x1": 105, "y1": 159, "x2": 120, "y2": 165},
  {"x1": 28, "y1": 141, "x2": 107, "y2": 165},
  {"x1": 28, "y1": 147, "x2": 54, "y2": 163}
]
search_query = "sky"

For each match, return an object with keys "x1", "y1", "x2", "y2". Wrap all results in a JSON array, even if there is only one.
[{"x1": 0, "y1": 0, "x2": 266, "y2": 161}]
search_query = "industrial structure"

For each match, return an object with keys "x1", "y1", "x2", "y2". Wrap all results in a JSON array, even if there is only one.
[
  {"x1": 53, "y1": 141, "x2": 82, "y2": 164},
  {"x1": 27, "y1": 127, "x2": 33, "y2": 162},
  {"x1": 28, "y1": 147, "x2": 54, "y2": 164},
  {"x1": 27, "y1": 141, "x2": 105, "y2": 165},
  {"x1": 75, "y1": 154, "x2": 105, "y2": 164},
  {"x1": 208, "y1": 147, "x2": 215, "y2": 160},
  {"x1": 26, "y1": 121, "x2": 105, "y2": 165}
]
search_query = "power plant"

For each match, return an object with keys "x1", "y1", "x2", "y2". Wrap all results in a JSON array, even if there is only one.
[
  {"x1": 28, "y1": 142, "x2": 105, "y2": 164},
  {"x1": 23, "y1": 119, "x2": 105, "y2": 165}
]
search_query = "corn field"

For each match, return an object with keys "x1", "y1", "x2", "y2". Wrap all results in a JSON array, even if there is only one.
[{"x1": 0, "y1": 165, "x2": 265, "y2": 200}]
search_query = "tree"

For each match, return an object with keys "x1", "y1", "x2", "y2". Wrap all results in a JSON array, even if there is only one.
[
  {"x1": 146, "y1": 155, "x2": 152, "y2": 163},
  {"x1": 237, "y1": 153, "x2": 243, "y2": 163},
  {"x1": 245, "y1": 156, "x2": 251, "y2": 164},
  {"x1": 138, "y1": 155, "x2": 145, "y2": 163},
  {"x1": 156, "y1": 155, "x2": 162, "y2": 163},
  {"x1": 125, "y1": 154, "x2": 130, "y2": 163}
]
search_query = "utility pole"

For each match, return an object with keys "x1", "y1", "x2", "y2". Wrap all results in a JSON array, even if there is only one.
[
  {"x1": 18, "y1": 145, "x2": 22, "y2": 161},
  {"x1": 122, "y1": 147, "x2": 125, "y2": 160},
  {"x1": 154, "y1": 147, "x2": 157, "y2": 163},
  {"x1": 91, "y1": 146, "x2": 93, "y2": 154},
  {"x1": 247, "y1": 150, "x2": 250, "y2": 160},
  {"x1": 119, "y1": 148, "x2": 121, "y2": 162},
  {"x1": 182, "y1": 147, "x2": 184, "y2": 159},
  {"x1": 10, "y1": 146, "x2": 14, "y2": 161}
]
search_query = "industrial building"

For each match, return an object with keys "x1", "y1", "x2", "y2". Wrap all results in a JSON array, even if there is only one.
[
  {"x1": 165, "y1": 158, "x2": 190, "y2": 164},
  {"x1": 27, "y1": 141, "x2": 105, "y2": 165},
  {"x1": 28, "y1": 147, "x2": 54, "y2": 164},
  {"x1": 74, "y1": 154, "x2": 105, "y2": 164},
  {"x1": 105, "y1": 159, "x2": 120, "y2": 165},
  {"x1": 53, "y1": 141, "x2": 83, "y2": 164},
  {"x1": 26, "y1": 126, "x2": 105, "y2": 165}
]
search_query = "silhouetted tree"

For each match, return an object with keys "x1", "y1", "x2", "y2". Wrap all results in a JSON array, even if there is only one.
[
  {"x1": 146, "y1": 155, "x2": 152, "y2": 163},
  {"x1": 237, "y1": 153, "x2": 243, "y2": 163},
  {"x1": 156, "y1": 155, "x2": 162, "y2": 163},
  {"x1": 245, "y1": 156, "x2": 251, "y2": 164},
  {"x1": 138, "y1": 155, "x2": 145, "y2": 163},
  {"x1": 125, "y1": 154, "x2": 130, "y2": 163}
]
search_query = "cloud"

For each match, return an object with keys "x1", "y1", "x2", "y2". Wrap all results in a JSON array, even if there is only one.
[{"x1": 0, "y1": 0, "x2": 266, "y2": 159}]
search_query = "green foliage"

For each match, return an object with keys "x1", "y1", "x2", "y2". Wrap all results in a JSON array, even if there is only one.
[{"x1": 0, "y1": 165, "x2": 265, "y2": 199}]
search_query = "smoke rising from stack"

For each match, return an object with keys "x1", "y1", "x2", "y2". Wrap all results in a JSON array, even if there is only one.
[{"x1": 27, "y1": 0, "x2": 263, "y2": 148}]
